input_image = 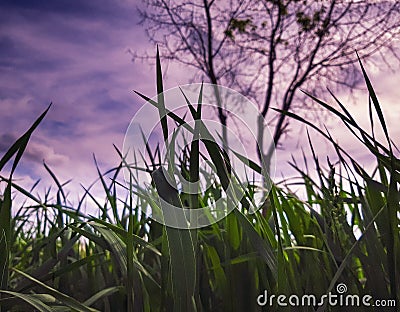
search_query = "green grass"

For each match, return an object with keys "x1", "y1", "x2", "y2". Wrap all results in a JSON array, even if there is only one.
[{"x1": 0, "y1": 54, "x2": 398, "y2": 311}]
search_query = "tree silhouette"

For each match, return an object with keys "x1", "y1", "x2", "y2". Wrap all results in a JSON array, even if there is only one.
[{"x1": 136, "y1": 0, "x2": 400, "y2": 171}]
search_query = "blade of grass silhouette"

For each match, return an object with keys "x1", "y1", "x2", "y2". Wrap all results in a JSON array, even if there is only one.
[
  {"x1": 133, "y1": 90, "x2": 193, "y2": 133},
  {"x1": 151, "y1": 167, "x2": 196, "y2": 311},
  {"x1": 358, "y1": 52, "x2": 398, "y2": 299},
  {"x1": 0, "y1": 104, "x2": 51, "y2": 306},
  {"x1": 0, "y1": 182, "x2": 11, "y2": 292},
  {"x1": 357, "y1": 52, "x2": 392, "y2": 153},
  {"x1": 155, "y1": 46, "x2": 169, "y2": 142},
  {"x1": 0, "y1": 103, "x2": 51, "y2": 174}
]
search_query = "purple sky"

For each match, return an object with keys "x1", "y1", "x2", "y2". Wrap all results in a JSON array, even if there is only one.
[
  {"x1": 0, "y1": 1, "x2": 153, "y2": 195},
  {"x1": 1, "y1": 0, "x2": 399, "y2": 204}
]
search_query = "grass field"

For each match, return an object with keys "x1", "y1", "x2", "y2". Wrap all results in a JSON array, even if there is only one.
[{"x1": 0, "y1": 55, "x2": 399, "y2": 311}]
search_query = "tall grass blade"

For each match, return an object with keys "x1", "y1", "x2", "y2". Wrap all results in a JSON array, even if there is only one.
[
  {"x1": 156, "y1": 46, "x2": 168, "y2": 142},
  {"x1": 152, "y1": 168, "x2": 197, "y2": 311},
  {"x1": 0, "y1": 104, "x2": 51, "y2": 174}
]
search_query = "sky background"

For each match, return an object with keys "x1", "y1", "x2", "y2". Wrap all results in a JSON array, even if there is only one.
[{"x1": 1, "y1": 0, "x2": 399, "y2": 205}]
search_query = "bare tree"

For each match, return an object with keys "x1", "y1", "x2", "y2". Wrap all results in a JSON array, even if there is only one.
[
  {"x1": 136, "y1": 0, "x2": 400, "y2": 172},
  {"x1": 135, "y1": 0, "x2": 254, "y2": 150}
]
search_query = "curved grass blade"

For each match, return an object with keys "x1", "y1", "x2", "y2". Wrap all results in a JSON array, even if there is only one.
[
  {"x1": 12, "y1": 268, "x2": 99, "y2": 312},
  {"x1": 0, "y1": 290, "x2": 54, "y2": 312},
  {"x1": 0, "y1": 104, "x2": 51, "y2": 174}
]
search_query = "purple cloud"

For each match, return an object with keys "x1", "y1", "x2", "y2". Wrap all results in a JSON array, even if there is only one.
[{"x1": 0, "y1": 0, "x2": 158, "y2": 192}]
